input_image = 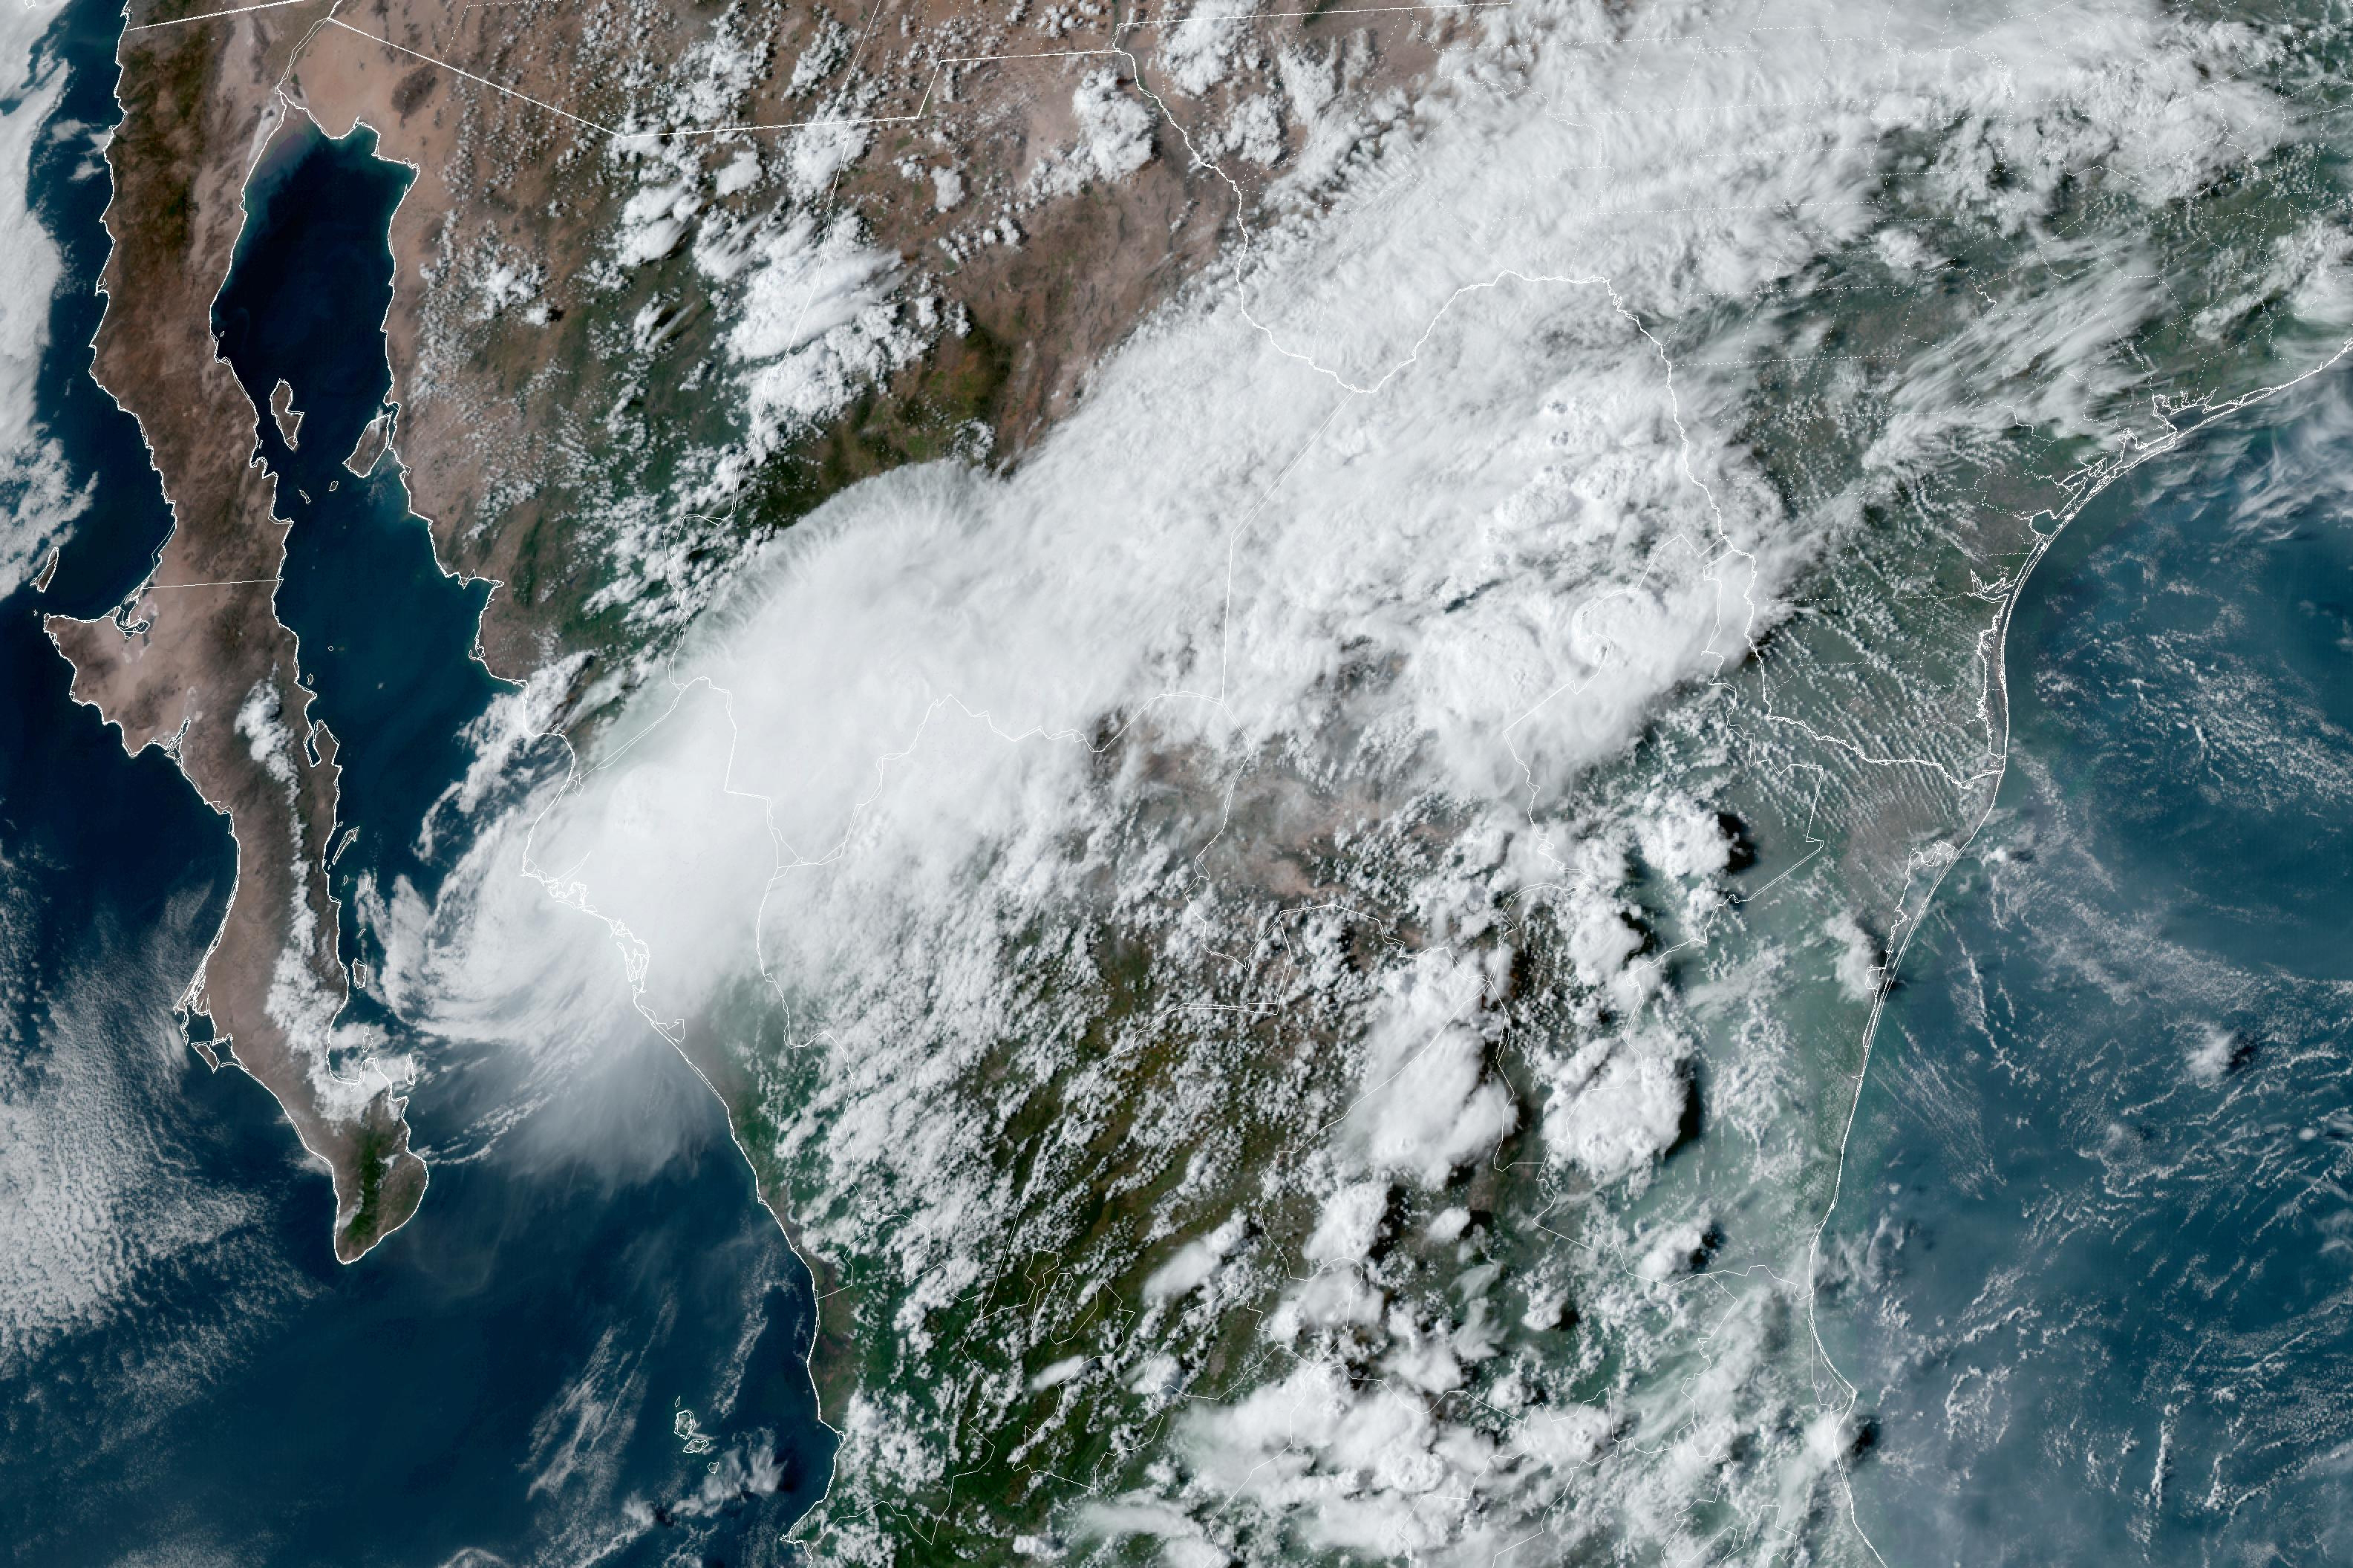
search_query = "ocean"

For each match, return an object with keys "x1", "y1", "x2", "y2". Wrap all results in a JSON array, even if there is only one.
[
  {"x1": 0, "y1": 7, "x2": 835, "y2": 1563},
  {"x1": 1826, "y1": 374, "x2": 2353, "y2": 1563},
  {"x1": 16, "y1": 0, "x2": 2353, "y2": 1560}
]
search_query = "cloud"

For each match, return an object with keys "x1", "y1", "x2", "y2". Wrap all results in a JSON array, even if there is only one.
[
  {"x1": 1074, "y1": 70, "x2": 1155, "y2": 180},
  {"x1": 1144, "y1": 1211, "x2": 1250, "y2": 1298},
  {"x1": 1152, "y1": 0, "x2": 1258, "y2": 98},
  {"x1": 1340, "y1": 956, "x2": 1516, "y2": 1187},
  {"x1": 1543, "y1": 1025, "x2": 1691, "y2": 1185},
  {"x1": 709, "y1": 212, "x2": 929, "y2": 483},
  {"x1": 1302, "y1": 1180, "x2": 1388, "y2": 1267},
  {"x1": 0, "y1": 0, "x2": 89, "y2": 600},
  {"x1": 1824, "y1": 911, "x2": 1882, "y2": 1003},
  {"x1": 0, "y1": 870, "x2": 281, "y2": 1402},
  {"x1": 395, "y1": 0, "x2": 2353, "y2": 1555}
]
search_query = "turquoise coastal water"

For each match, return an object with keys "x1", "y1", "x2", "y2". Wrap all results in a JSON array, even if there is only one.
[
  {"x1": 2, "y1": 20, "x2": 832, "y2": 1563},
  {"x1": 1828, "y1": 375, "x2": 2353, "y2": 1563}
]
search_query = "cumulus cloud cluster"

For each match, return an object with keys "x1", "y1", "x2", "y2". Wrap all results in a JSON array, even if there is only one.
[
  {"x1": 0, "y1": 855, "x2": 282, "y2": 1402},
  {"x1": 385, "y1": 0, "x2": 2353, "y2": 1556},
  {"x1": 409, "y1": 148, "x2": 1780, "y2": 1547}
]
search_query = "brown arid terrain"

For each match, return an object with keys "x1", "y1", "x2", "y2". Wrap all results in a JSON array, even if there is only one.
[
  {"x1": 42, "y1": 14, "x2": 423, "y2": 1263},
  {"x1": 47, "y1": 0, "x2": 1463, "y2": 1264}
]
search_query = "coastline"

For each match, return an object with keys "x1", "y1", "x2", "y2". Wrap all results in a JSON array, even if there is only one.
[
  {"x1": 44, "y1": 5, "x2": 424, "y2": 1261},
  {"x1": 46, "y1": 0, "x2": 1319, "y2": 1268},
  {"x1": 1803, "y1": 330, "x2": 2353, "y2": 1556}
]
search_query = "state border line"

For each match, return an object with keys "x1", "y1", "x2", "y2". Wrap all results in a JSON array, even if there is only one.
[
  {"x1": 124, "y1": 0, "x2": 1511, "y2": 48},
  {"x1": 310, "y1": 6, "x2": 1515, "y2": 141},
  {"x1": 126, "y1": 3, "x2": 1461, "y2": 140},
  {"x1": 125, "y1": 0, "x2": 323, "y2": 31}
]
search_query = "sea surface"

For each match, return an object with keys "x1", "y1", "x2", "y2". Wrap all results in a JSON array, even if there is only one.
[
  {"x1": 22, "y1": 0, "x2": 2353, "y2": 1561},
  {"x1": 210, "y1": 117, "x2": 503, "y2": 920},
  {"x1": 1827, "y1": 375, "x2": 2353, "y2": 1564},
  {"x1": 0, "y1": 7, "x2": 834, "y2": 1564}
]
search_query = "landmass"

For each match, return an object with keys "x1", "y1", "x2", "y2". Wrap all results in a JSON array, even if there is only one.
[
  {"x1": 48, "y1": 0, "x2": 2353, "y2": 1558},
  {"x1": 268, "y1": 377, "x2": 300, "y2": 447},
  {"x1": 342, "y1": 408, "x2": 390, "y2": 475},
  {"x1": 44, "y1": 18, "x2": 422, "y2": 1261},
  {"x1": 49, "y1": 0, "x2": 1438, "y2": 1265}
]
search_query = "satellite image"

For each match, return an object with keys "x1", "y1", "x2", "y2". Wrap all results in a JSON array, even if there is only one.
[{"x1": 7, "y1": 0, "x2": 2353, "y2": 1560}]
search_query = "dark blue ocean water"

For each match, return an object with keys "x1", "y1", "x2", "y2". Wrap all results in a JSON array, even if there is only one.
[
  {"x1": 1827, "y1": 378, "x2": 2353, "y2": 1564},
  {"x1": 1, "y1": 11, "x2": 833, "y2": 1564},
  {"x1": 210, "y1": 118, "x2": 503, "y2": 918}
]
